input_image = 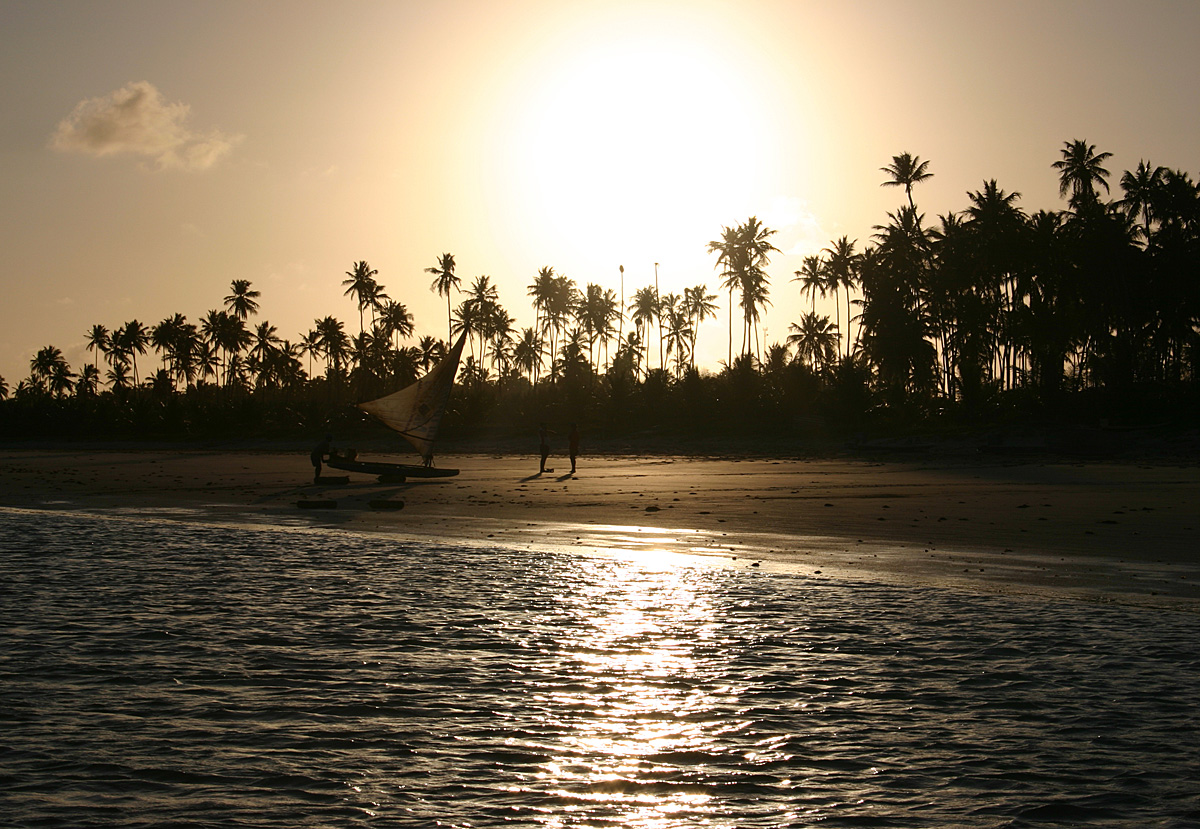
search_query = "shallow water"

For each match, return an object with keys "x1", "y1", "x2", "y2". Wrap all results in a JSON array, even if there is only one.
[{"x1": 2, "y1": 508, "x2": 1199, "y2": 827}]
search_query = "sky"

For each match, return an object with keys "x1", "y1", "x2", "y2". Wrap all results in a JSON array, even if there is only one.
[{"x1": 2, "y1": 0, "x2": 1199, "y2": 385}]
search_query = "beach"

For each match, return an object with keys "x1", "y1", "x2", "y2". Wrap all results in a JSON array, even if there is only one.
[{"x1": 2, "y1": 446, "x2": 1197, "y2": 610}]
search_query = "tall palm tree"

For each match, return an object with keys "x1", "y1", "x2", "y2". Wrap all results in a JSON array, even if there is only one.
[
  {"x1": 736, "y1": 217, "x2": 777, "y2": 361},
  {"x1": 1120, "y1": 160, "x2": 1165, "y2": 241},
  {"x1": 527, "y1": 266, "x2": 557, "y2": 346},
  {"x1": 792, "y1": 255, "x2": 827, "y2": 314},
  {"x1": 223, "y1": 279, "x2": 261, "y2": 321},
  {"x1": 708, "y1": 217, "x2": 777, "y2": 364},
  {"x1": 315, "y1": 316, "x2": 349, "y2": 378},
  {"x1": 512, "y1": 327, "x2": 544, "y2": 382},
  {"x1": 379, "y1": 300, "x2": 414, "y2": 349},
  {"x1": 30, "y1": 345, "x2": 68, "y2": 391},
  {"x1": 822, "y1": 237, "x2": 858, "y2": 359},
  {"x1": 426, "y1": 253, "x2": 459, "y2": 341},
  {"x1": 113, "y1": 320, "x2": 150, "y2": 385},
  {"x1": 707, "y1": 223, "x2": 744, "y2": 366},
  {"x1": 880, "y1": 152, "x2": 933, "y2": 210},
  {"x1": 682, "y1": 284, "x2": 718, "y2": 370},
  {"x1": 628, "y1": 286, "x2": 658, "y2": 373},
  {"x1": 299, "y1": 328, "x2": 322, "y2": 378},
  {"x1": 342, "y1": 260, "x2": 379, "y2": 335},
  {"x1": 1052, "y1": 139, "x2": 1113, "y2": 208},
  {"x1": 661, "y1": 293, "x2": 693, "y2": 377},
  {"x1": 85, "y1": 324, "x2": 110, "y2": 364}
]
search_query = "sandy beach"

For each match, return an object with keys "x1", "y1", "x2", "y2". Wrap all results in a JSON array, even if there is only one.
[{"x1": 2, "y1": 446, "x2": 1198, "y2": 610}]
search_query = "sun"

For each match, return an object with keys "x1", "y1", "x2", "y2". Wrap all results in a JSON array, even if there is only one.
[{"x1": 484, "y1": 9, "x2": 781, "y2": 285}]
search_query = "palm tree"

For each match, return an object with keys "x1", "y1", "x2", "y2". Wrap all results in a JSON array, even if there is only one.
[
  {"x1": 512, "y1": 327, "x2": 544, "y2": 382},
  {"x1": 416, "y1": 335, "x2": 444, "y2": 372},
  {"x1": 880, "y1": 152, "x2": 933, "y2": 210},
  {"x1": 792, "y1": 255, "x2": 827, "y2": 314},
  {"x1": 30, "y1": 345, "x2": 68, "y2": 392},
  {"x1": 628, "y1": 286, "x2": 658, "y2": 373},
  {"x1": 299, "y1": 328, "x2": 322, "y2": 378},
  {"x1": 105, "y1": 361, "x2": 131, "y2": 392},
  {"x1": 342, "y1": 260, "x2": 379, "y2": 335},
  {"x1": 527, "y1": 266, "x2": 557, "y2": 345},
  {"x1": 223, "y1": 279, "x2": 261, "y2": 321},
  {"x1": 707, "y1": 223, "x2": 744, "y2": 366},
  {"x1": 822, "y1": 237, "x2": 858, "y2": 359},
  {"x1": 1120, "y1": 160, "x2": 1166, "y2": 241},
  {"x1": 708, "y1": 217, "x2": 777, "y2": 364},
  {"x1": 249, "y1": 321, "x2": 281, "y2": 365},
  {"x1": 787, "y1": 312, "x2": 839, "y2": 372},
  {"x1": 75, "y1": 363, "x2": 100, "y2": 396},
  {"x1": 315, "y1": 316, "x2": 349, "y2": 378},
  {"x1": 0, "y1": 374, "x2": 8, "y2": 400},
  {"x1": 661, "y1": 293, "x2": 693, "y2": 377},
  {"x1": 576, "y1": 283, "x2": 618, "y2": 371},
  {"x1": 379, "y1": 300, "x2": 415, "y2": 349},
  {"x1": 85, "y1": 324, "x2": 110, "y2": 364},
  {"x1": 426, "y1": 253, "x2": 459, "y2": 341},
  {"x1": 1052, "y1": 139, "x2": 1113, "y2": 208},
  {"x1": 682, "y1": 284, "x2": 718, "y2": 370},
  {"x1": 113, "y1": 320, "x2": 150, "y2": 385}
]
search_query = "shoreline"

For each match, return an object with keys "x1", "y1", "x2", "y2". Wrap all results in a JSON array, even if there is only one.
[{"x1": 2, "y1": 447, "x2": 1198, "y2": 611}]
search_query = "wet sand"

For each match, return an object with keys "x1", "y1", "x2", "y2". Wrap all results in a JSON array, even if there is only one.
[{"x1": 2, "y1": 447, "x2": 1198, "y2": 609}]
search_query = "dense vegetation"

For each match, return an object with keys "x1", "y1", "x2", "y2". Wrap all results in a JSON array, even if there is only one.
[{"x1": 3, "y1": 140, "x2": 1197, "y2": 448}]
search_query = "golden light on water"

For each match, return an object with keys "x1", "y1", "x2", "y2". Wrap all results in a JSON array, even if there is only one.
[{"x1": 532, "y1": 549, "x2": 730, "y2": 824}]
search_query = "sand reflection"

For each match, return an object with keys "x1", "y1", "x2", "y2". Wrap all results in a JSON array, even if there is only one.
[{"x1": 534, "y1": 548, "x2": 729, "y2": 825}]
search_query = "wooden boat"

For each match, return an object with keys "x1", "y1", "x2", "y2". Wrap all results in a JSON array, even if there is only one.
[{"x1": 324, "y1": 331, "x2": 466, "y2": 479}]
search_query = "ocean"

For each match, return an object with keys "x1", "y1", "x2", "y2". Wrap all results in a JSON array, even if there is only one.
[{"x1": 2, "y1": 508, "x2": 1198, "y2": 827}]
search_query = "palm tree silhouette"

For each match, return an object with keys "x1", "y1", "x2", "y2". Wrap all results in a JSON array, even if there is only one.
[
  {"x1": 792, "y1": 255, "x2": 826, "y2": 314},
  {"x1": 682, "y1": 284, "x2": 718, "y2": 370},
  {"x1": 822, "y1": 237, "x2": 858, "y2": 359},
  {"x1": 707, "y1": 224, "x2": 744, "y2": 366},
  {"x1": 1120, "y1": 160, "x2": 1165, "y2": 241},
  {"x1": 426, "y1": 253, "x2": 459, "y2": 342},
  {"x1": 1052, "y1": 140, "x2": 1113, "y2": 208},
  {"x1": 628, "y1": 286, "x2": 658, "y2": 374},
  {"x1": 787, "y1": 312, "x2": 839, "y2": 372},
  {"x1": 223, "y1": 279, "x2": 260, "y2": 321},
  {"x1": 880, "y1": 152, "x2": 933, "y2": 210},
  {"x1": 342, "y1": 261, "x2": 379, "y2": 335}
]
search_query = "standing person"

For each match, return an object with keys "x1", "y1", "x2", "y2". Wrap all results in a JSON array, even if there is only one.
[
  {"x1": 311, "y1": 433, "x2": 332, "y2": 483},
  {"x1": 568, "y1": 422, "x2": 580, "y2": 474},
  {"x1": 538, "y1": 422, "x2": 553, "y2": 474}
]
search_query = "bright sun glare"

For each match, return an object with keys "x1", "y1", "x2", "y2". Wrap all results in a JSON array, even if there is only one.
[{"x1": 491, "y1": 14, "x2": 779, "y2": 279}]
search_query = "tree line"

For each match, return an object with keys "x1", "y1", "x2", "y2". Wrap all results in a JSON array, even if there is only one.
[{"x1": 3, "y1": 139, "x2": 1197, "y2": 443}]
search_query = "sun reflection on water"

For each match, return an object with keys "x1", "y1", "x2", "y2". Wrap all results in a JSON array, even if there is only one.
[{"x1": 530, "y1": 549, "x2": 735, "y2": 825}]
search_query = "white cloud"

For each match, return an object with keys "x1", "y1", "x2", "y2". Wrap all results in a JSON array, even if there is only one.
[
  {"x1": 51, "y1": 81, "x2": 241, "y2": 171},
  {"x1": 762, "y1": 195, "x2": 829, "y2": 257}
]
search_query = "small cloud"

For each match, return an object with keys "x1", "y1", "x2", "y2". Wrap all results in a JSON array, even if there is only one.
[
  {"x1": 180, "y1": 222, "x2": 206, "y2": 238},
  {"x1": 763, "y1": 195, "x2": 828, "y2": 257},
  {"x1": 51, "y1": 81, "x2": 241, "y2": 171},
  {"x1": 56, "y1": 296, "x2": 74, "y2": 306}
]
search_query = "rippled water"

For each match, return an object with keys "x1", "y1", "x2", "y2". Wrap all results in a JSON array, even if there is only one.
[{"x1": 2, "y1": 509, "x2": 1199, "y2": 827}]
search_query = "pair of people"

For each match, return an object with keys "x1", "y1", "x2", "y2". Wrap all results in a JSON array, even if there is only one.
[{"x1": 539, "y1": 422, "x2": 580, "y2": 474}]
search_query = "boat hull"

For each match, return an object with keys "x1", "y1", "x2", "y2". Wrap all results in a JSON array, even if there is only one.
[{"x1": 325, "y1": 457, "x2": 459, "y2": 478}]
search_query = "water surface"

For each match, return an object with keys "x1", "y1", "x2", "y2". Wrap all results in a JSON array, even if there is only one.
[{"x1": 2, "y1": 509, "x2": 1198, "y2": 827}]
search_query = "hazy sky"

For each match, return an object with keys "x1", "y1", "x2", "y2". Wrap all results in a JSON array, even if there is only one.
[{"x1": 2, "y1": 0, "x2": 1198, "y2": 384}]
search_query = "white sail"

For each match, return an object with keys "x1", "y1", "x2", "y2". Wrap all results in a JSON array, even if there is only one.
[{"x1": 357, "y1": 332, "x2": 466, "y2": 462}]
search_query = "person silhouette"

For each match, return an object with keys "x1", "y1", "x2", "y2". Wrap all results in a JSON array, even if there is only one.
[
  {"x1": 311, "y1": 433, "x2": 332, "y2": 483},
  {"x1": 538, "y1": 422, "x2": 553, "y2": 474},
  {"x1": 568, "y1": 422, "x2": 580, "y2": 473}
]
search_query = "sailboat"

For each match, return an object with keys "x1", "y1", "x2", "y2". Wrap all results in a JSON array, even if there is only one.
[{"x1": 326, "y1": 331, "x2": 466, "y2": 480}]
